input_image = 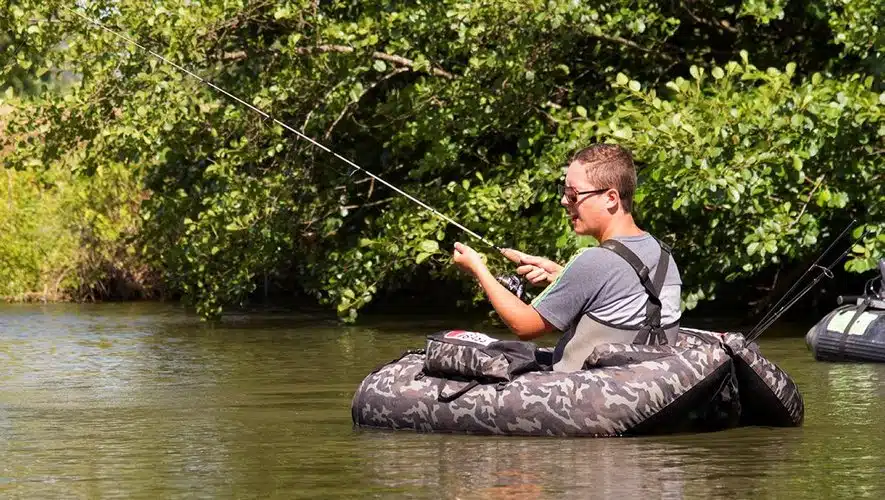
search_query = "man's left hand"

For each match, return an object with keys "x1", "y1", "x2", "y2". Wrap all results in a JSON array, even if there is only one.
[{"x1": 453, "y1": 242, "x2": 487, "y2": 275}]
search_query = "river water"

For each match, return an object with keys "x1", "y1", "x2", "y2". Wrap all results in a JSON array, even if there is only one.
[{"x1": 0, "y1": 302, "x2": 883, "y2": 498}]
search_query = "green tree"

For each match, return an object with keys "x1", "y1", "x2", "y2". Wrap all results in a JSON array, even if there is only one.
[{"x1": 2, "y1": 0, "x2": 882, "y2": 319}]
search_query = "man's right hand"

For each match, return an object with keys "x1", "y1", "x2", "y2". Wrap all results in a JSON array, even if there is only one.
[{"x1": 501, "y1": 249, "x2": 563, "y2": 287}]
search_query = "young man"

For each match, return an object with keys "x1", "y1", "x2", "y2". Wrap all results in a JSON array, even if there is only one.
[{"x1": 452, "y1": 143, "x2": 682, "y2": 372}]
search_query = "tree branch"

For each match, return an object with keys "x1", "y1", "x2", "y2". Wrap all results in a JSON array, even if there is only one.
[
  {"x1": 301, "y1": 198, "x2": 393, "y2": 228},
  {"x1": 681, "y1": 6, "x2": 739, "y2": 34},
  {"x1": 302, "y1": 76, "x2": 356, "y2": 133},
  {"x1": 788, "y1": 175, "x2": 825, "y2": 231},
  {"x1": 591, "y1": 34, "x2": 676, "y2": 61},
  {"x1": 324, "y1": 67, "x2": 408, "y2": 140},
  {"x1": 223, "y1": 45, "x2": 455, "y2": 79}
]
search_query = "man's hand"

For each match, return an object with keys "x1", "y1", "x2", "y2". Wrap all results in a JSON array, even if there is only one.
[
  {"x1": 501, "y1": 249, "x2": 563, "y2": 287},
  {"x1": 454, "y1": 244, "x2": 554, "y2": 340},
  {"x1": 452, "y1": 242, "x2": 487, "y2": 276}
]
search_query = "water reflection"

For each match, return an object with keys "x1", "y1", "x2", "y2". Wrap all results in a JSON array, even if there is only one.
[
  {"x1": 356, "y1": 428, "x2": 813, "y2": 499},
  {"x1": 0, "y1": 304, "x2": 883, "y2": 498}
]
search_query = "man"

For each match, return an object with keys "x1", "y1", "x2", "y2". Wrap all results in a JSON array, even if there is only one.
[{"x1": 452, "y1": 143, "x2": 682, "y2": 372}]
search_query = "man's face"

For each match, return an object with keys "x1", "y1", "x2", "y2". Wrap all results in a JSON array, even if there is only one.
[{"x1": 561, "y1": 161, "x2": 613, "y2": 236}]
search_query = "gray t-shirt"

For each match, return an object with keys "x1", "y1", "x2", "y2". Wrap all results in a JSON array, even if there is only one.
[{"x1": 532, "y1": 233, "x2": 682, "y2": 370}]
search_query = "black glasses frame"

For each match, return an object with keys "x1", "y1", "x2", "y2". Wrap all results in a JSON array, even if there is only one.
[{"x1": 558, "y1": 186, "x2": 611, "y2": 204}]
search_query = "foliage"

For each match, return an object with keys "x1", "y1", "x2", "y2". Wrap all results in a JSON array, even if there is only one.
[
  {"x1": 0, "y1": 103, "x2": 151, "y2": 300},
  {"x1": 598, "y1": 60, "x2": 882, "y2": 308},
  {"x1": 0, "y1": 162, "x2": 79, "y2": 298},
  {"x1": 2, "y1": 0, "x2": 882, "y2": 319}
]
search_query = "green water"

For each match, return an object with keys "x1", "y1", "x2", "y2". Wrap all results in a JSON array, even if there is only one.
[{"x1": 0, "y1": 303, "x2": 884, "y2": 498}]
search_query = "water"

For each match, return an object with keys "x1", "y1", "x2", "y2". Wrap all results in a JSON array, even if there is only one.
[{"x1": 0, "y1": 303, "x2": 884, "y2": 498}]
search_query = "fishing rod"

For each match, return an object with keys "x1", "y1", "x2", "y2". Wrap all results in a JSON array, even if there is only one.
[
  {"x1": 746, "y1": 219, "x2": 856, "y2": 339},
  {"x1": 61, "y1": 6, "x2": 505, "y2": 255},
  {"x1": 747, "y1": 221, "x2": 874, "y2": 342}
]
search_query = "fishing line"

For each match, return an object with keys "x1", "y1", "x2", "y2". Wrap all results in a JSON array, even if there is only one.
[{"x1": 61, "y1": 6, "x2": 504, "y2": 253}]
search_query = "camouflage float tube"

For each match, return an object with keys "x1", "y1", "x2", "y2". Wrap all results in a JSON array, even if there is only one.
[{"x1": 351, "y1": 328, "x2": 803, "y2": 437}]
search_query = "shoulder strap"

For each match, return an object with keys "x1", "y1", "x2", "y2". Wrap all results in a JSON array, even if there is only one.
[
  {"x1": 598, "y1": 238, "x2": 672, "y2": 345},
  {"x1": 599, "y1": 239, "x2": 669, "y2": 300},
  {"x1": 599, "y1": 240, "x2": 658, "y2": 298}
]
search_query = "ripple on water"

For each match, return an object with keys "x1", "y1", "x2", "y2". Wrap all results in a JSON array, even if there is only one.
[{"x1": 0, "y1": 304, "x2": 884, "y2": 498}]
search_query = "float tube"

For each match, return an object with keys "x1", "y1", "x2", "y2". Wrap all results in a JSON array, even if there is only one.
[
  {"x1": 352, "y1": 328, "x2": 803, "y2": 437},
  {"x1": 806, "y1": 259, "x2": 885, "y2": 362}
]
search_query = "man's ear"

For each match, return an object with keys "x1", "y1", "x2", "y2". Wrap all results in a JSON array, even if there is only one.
[{"x1": 605, "y1": 189, "x2": 620, "y2": 210}]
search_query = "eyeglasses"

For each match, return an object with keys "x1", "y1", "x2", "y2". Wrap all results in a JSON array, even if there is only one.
[{"x1": 558, "y1": 185, "x2": 611, "y2": 205}]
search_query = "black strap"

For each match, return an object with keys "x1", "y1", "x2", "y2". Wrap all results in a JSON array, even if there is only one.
[
  {"x1": 599, "y1": 238, "x2": 671, "y2": 345},
  {"x1": 837, "y1": 301, "x2": 870, "y2": 356},
  {"x1": 644, "y1": 242, "x2": 670, "y2": 341},
  {"x1": 844, "y1": 301, "x2": 870, "y2": 334},
  {"x1": 437, "y1": 379, "x2": 480, "y2": 403}
]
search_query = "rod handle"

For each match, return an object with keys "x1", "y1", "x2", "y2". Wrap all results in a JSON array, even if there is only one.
[{"x1": 836, "y1": 295, "x2": 863, "y2": 306}]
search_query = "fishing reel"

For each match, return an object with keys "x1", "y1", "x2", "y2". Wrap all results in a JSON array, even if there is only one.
[
  {"x1": 836, "y1": 258, "x2": 885, "y2": 306},
  {"x1": 496, "y1": 274, "x2": 528, "y2": 302}
]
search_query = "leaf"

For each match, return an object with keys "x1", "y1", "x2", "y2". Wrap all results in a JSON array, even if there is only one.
[
  {"x1": 613, "y1": 127, "x2": 633, "y2": 139},
  {"x1": 418, "y1": 240, "x2": 439, "y2": 253},
  {"x1": 628, "y1": 80, "x2": 641, "y2": 92},
  {"x1": 416, "y1": 252, "x2": 431, "y2": 264},
  {"x1": 727, "y1": 186, "x2": 740, "y2": 203},
  {"x1": 711, "y1": 67, "x2": 724, "y2": 80},
  {"x1": 575, "y1": 106, "x2": 587, "y2": 118},
  {"x1": 672, "y1": 195, "x2": 685, "y2": 210},
  {"x1": 689, "y1": 65, "x2": 700, "y2": 80},
  {"x1": 373, "y1": 60, "x2": 386, "y2": 72},
  {"x1": 616, "y1": 73, "x2": 629, "y2": 86},
  {"x1": 747, "y1": 242, "x2": 760, "y2": 256}
]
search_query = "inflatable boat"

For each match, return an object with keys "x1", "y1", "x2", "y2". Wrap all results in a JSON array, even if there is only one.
[
  {"x1": 806, "y1": 259, "x2": 885, "y2": 362},
  {"x1": 351, "y1": 328, "x2": 803, "y2": 437}
]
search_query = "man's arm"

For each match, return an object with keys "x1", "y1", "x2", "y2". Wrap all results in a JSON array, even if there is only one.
[
  {"x1": 453, "y1": 242, "x2": 555, "y2": 339},
  {"x1": 473, "y1": 265, "x2": 554, "y2": 339}
]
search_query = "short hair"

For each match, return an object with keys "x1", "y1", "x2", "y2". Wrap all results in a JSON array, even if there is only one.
[{"x1": 569, "y1": 143, "x2": 637, "y2": 213}]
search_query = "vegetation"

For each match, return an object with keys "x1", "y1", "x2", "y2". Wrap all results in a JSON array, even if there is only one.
[
  {"x1": 1, "y1": 0, "x2": 882, "y2": 319},
  {"x1": 0, "y1": 125, "x2": 153, "y2": 301}
]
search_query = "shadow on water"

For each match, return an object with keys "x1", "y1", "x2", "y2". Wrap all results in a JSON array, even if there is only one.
[{"x1": 0, "y1": 302, "x2": 883, "y2": 498}]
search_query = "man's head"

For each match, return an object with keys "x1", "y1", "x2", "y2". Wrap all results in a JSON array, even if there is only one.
[{"x1": 561, "y1": 143, "x2": 637, "y2": 237}]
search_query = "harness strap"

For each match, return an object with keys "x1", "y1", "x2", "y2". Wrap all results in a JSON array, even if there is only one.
[
  {"x1": 437, "y1": 379, "x2": 480, "y2": 403},
  {"x1": 837, "y1": 300, "x2": 870, "y2": 356},
  {"x1": 599, "y1": 238, "x2": 671, "y2": 345}
]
